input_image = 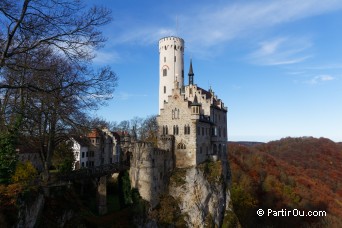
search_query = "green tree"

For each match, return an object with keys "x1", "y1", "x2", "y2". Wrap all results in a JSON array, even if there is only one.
[
  {"x1": 52, "y1": 141, "x2": 75, "y2": 173},
  {"x1": 118, "y1": 170, "x2": 132, "y2": 208}
]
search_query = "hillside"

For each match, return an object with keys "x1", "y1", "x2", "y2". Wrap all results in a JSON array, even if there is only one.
[{"x1": 228, "y1": 137, "x2": 342, "y2": 227}]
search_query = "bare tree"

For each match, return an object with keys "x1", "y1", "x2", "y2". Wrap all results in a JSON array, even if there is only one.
[
  {"x1": 0, "y1": 0, "x2": 116, "y2": 182},
  {"x1": 3, "y1": 52, "x2": 117, "y2": 178},
  {"x1": 0, "y1": 0, "x2": 111, "y2": 73}
]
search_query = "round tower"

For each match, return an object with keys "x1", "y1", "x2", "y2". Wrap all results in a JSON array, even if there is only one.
[{"x1": 158, "y1": 36, "x2": 184, "y2": 113}]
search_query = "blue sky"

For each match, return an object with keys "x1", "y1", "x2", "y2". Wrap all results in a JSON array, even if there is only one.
[{"x1": 87, "y1": 0, "x2": 342, "y2": 142}]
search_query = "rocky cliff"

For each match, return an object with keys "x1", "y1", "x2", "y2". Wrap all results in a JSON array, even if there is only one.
[{"x1": 151, "y1": 160, "x2": 235, "y2": 227}]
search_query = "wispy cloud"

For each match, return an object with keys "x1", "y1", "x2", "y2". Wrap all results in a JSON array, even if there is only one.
[
  {"x1": 306, "y1": 75, "x2": 335, "y2": 84},
  {"x1": 248, "y1": 37, "x2": 312, "y2": 65},
  {"x1": 110, "y1": 0, "x2": 342, "y2": 56},
  {"x1": 114, "y1": 92, "x2": 148, "y2": 101},
  {"x1": 93, "y1": 50, "x2": 120, "y2": 64}
]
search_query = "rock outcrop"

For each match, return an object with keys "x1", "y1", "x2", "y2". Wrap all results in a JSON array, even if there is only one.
[
  {"x1": 169, "y1": 160, "x2": 230, "y2": 227},
  {"x1": 148, "y1": 159, "x2": 233, "y2": 227}
]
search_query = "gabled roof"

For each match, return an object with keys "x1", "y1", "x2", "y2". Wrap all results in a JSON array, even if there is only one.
[
  {"x1": 87, "y1": 128, "x2": 102, "y2": 138},
  {"x1": 197, "y1": 86, "x2": 213, "y2": 99},
  {"x1": 73, "y1": 136, "x2": 90, "y2": 147},
  {"x1": 191, "y1": 94, "x2": 201, "y2": 106}
]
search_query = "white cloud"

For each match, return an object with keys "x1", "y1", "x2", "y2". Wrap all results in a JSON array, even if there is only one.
[
  {"x1": 109, "y1": 0, "x2": 342, "y2": 57},
  {"x1": 93, "y1": 50, "x2": 120, "y2": 64},
  {"x1": 248, "y1": 37, "x2": 312, "y2": 65},
  {"x1": 114, "y1": 92, "x2": 148, "y2": 101},
  {"x1": 306, "y1": 75, "x2": 335, "y2": 84}
]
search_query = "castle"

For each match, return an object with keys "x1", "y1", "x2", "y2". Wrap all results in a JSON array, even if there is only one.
[
  {"x1": 129, "y1": 36, "x2": 228, "y2": 205},
  {"x1": 70, "y1": 36, "x2": 228, "y2": 206}
]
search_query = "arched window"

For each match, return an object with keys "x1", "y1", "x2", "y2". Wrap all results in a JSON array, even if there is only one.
[
  {"x1": 163, "y1": 68, "x2": 167, "y2": 76},
  {"x1": 177, "y1": 143, "x2": 186, "y2": 149}
]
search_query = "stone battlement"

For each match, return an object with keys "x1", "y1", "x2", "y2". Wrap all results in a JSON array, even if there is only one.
[{"x1": 159, "y1": 36, "x2": 184, "y2": 52}]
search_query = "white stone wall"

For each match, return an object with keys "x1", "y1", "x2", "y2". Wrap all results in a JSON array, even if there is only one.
[
  {"x1": 159, "y1": 36, "x2": 184, "y2": 112},
  {"x1": 129, "y1": 142, "x2": 173, "y2": 207}
]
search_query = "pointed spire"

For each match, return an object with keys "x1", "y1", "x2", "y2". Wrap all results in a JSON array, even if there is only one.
[
  {"x1": 193, "y1": 94, "x2": 198, "y2": 104},
  {"x1": 188, "y1": 59, "x2": 194, "y2": 85}
]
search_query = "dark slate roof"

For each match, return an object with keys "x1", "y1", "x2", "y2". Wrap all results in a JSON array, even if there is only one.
[
  {"x1": 73, "y1": 136, "x2": 90, "y2": 147},
  {"x1": 188, "y1": 59, "x2": 194, "y2": 76},
  {"x1": 197, "y1": 86, "x2": 213, "y2": 99}
]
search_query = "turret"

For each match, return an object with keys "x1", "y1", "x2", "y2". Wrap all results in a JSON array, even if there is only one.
[
  {"x1": 158, "y1": 36, "x2": 184, "y2": 113},
  {"x1": 188, "y1": 59, "x2": 194, "y2": 85}
]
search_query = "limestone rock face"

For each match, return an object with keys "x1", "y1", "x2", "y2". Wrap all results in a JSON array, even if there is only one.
[{"x1": 168, "y1": 161, "x2": 231, "y2": 227}]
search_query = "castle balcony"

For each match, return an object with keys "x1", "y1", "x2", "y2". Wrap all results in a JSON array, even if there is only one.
[
  {"x1": 199, "y1": 114, "x2": 212, "y2": 123},
  {"x1": 210, "y1": 136, "x2": 220, "y2": 142}
]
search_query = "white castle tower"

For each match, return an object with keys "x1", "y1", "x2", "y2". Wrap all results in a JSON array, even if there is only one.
[{"x1": 158, "y1": 36, "x2": 184, "y2": 112}]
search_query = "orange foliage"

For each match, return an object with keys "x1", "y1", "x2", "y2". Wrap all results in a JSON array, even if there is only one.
[{"x1": 228, "y1": 137, "x2": 342, "y2": 227}]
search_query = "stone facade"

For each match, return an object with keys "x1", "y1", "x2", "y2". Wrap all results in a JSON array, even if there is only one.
[
  {"x1": 157, "y1": 36, "x2": 228, "y2": 168},
  {"x1": 130, "y1": 36, "x2": 228, "y2": 206},
  {"x1": 129, "y1": 137, "x2": 173, "y2": 207},
  {"x1": 72, "y1": 128, "x2": 121, "y2": 169}
]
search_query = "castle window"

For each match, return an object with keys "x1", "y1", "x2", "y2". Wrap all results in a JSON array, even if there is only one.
[
  {"x1": 184, "y1": 125, "x2": 190, "y2": 135},
  {"x1": 223, "y1": 128, "x2": 226, "y2": 137},
  {"x1": 163, "y1": 69, "x2": 167, "y2": 76},
  {"x1": 177, "y1": 143, "x2": 186, "y2": 149},
  {"x1": 164, "y1": 57, "x2": 166, "y2": 62},
  {"x1": 213, "y1": 144, "x2": 217, "y2": 155},
  {"x1": 173, "y1": 125, "x2": 179, "y2": 135},
  {"x1": 81, "y1": 162, "x2": 84, "y2": 167},
  {"x1": 219, "y1": 127, "x2": 221, "y2": 137},
  {"x1": 86, "y1": 152, "x2": 88, "y2": 157},
  {"x1": 166, "y1": 126, "x2": 168, "y2": 135},
  {"x1": 177, "y1": 109, "x2": 180, "y2": 119},
  {"x1": 82, "y1": 152, "x2": 85, "y2": 158},
  {"x1": 164, "y1": 86, "x2": 166, "y2": 94}
]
